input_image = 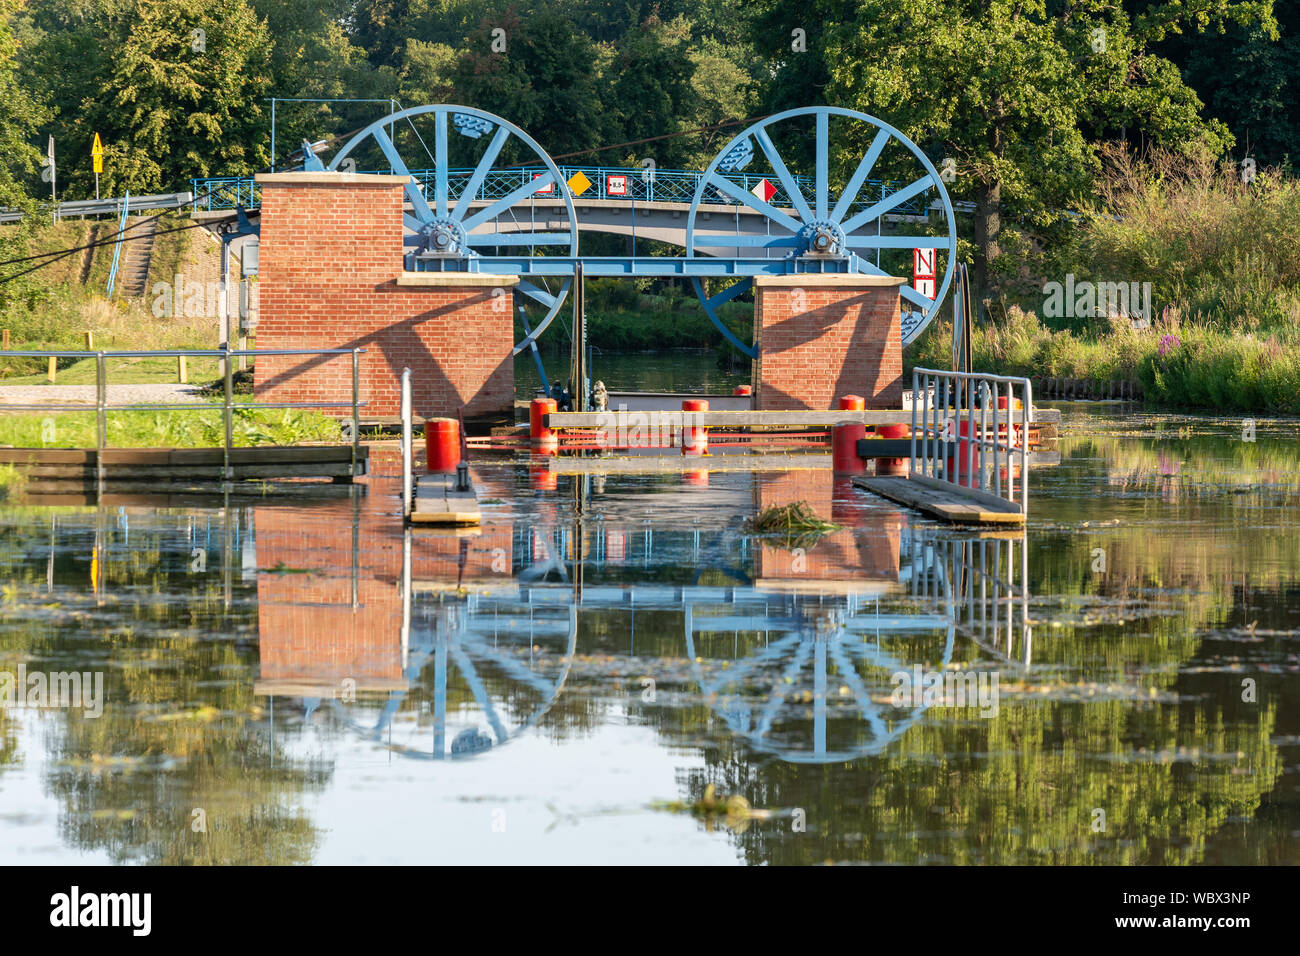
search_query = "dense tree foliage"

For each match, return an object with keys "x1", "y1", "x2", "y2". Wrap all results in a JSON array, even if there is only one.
[{"x1": 2, "y1": 0, "x2": 1295, "y2": 306}]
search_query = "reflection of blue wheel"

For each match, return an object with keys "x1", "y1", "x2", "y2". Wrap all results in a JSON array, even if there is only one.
[
  {"x1": 685, "y1": 581, "x2": 957, "y2": 764},
  {"x1": 326, "y1": 104, "x2": 577, "y2": 356},
  {"x1": 329, "y1": 602, "x2": 578, "y2": 761},
  {"x1": 687, "y1": 107, "x2": 958, "y2": 356}
]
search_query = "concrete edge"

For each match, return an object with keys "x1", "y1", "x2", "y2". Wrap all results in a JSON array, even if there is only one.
[
  {"x1": 255, "y1": 172, "x2": 410, "y2": 186},
  {"x1": 752, "y1": 275, "x2": 907, "y2": 288},
  {"x1": 395, "y1": 273, "x2": 521, "y2": 288}
]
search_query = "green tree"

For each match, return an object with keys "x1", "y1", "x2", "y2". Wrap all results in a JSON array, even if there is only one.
[
  {"x1": 23, "y1": 0, "x2": 273, "y2": 196},
  {"x1": 751, "y1": 0, "x2": 1275, "y2": 317},
  {"x1": 0, "y1": 0, "x2": 47, "y2": 208}
]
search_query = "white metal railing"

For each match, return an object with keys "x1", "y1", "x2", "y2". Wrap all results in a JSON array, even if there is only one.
[{"x1": 910, "y1": 367, "x2": 1033, "y2": 518}]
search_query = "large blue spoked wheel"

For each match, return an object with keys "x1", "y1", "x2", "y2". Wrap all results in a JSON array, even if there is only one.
[
  {"x1": 686, "y1": 107, "x2": 958, "y2": 356},
  {"x1": 327, "y1": 104, "x2": 578, "y2": 356}
]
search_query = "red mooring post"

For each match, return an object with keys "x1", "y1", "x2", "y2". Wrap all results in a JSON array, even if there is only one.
[
  {"x1": 733, "y1": 385, "x2": 753, "y2": 396},
  {"x1": 833, "y1": 394, "x2": 867, "y2": 474},
  {"x1": 425, "y1": 418, "x2": 461, "y2": 473},
  {"x1": 530, "y1": 396, "x2": 558, "y2": 451},
  {"x1": 682, "y1": 399, "x2": 709, "y2": 455}
]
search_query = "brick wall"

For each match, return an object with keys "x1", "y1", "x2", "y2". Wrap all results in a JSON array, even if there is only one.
[
  {"x1": 753, "y1": 277, "x2": 904, "y2": 410},
  {"x1": 254, "y1": 172, "x2": 515, "y2": 420}
]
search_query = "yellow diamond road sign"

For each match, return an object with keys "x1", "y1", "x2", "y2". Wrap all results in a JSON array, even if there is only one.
[
  {"x1": 91, "y1": 132, "x2": 104, "y2": 174},
  {"x1": 567, "y1": 171, "x2": 591, "y2": 196}
]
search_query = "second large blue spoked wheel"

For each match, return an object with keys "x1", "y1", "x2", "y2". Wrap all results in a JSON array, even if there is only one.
[{"x1": 686, "y1": 107, "x2": 958, "y2": 357}]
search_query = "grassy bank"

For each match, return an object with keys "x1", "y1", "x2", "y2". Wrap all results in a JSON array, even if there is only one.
[
  {"x1": 928, "y1": 147, "x2": 1300, "y2": 414},
  {"x1": 910, "y1": 309, "x2": 1300, "y2": 413},
  {"x1": 0, "y1": 464, "x2": 25, "y2": 502},
  {"x1": 0, "y1": 212, "x2": 224, "y2": 380},
  {"x1": 0, "y1": 404, "x2": 342, "y2": 448}
]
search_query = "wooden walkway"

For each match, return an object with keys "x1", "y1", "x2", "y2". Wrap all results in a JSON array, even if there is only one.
[
  {"x1": 0, "y1": 445, "x2": 367, "y2": 493},
  {"x1": 854, "y1": 475, "x2": 1025, "y2": 525},
  {"x1": 410, "y1": 472, "x2": 481, "y2": 525}
]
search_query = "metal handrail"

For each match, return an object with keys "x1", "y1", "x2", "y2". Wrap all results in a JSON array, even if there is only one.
[
  {"x1": 1, "y1": 347, "x2": 367, "y2": 491},
  {"x1": 909, "y1": 367, "x2": 1033, "y2": 518}
]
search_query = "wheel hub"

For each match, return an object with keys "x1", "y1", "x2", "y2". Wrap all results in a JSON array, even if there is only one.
[
  {"x1": 798, "y1": 220, "x2": 846, "y2": 257},
  {"x1": 420, "y1": 218, "x2": 468, "y2": 256}
]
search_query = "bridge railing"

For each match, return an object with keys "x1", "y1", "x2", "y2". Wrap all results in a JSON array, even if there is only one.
[
  {"x1": 190, "y1": 166, "x2": 930, "y2": 216},
  {"x1": 910, "y1": 367, "x2": 1033, "y2": 519},
  {"x1": 1, "y1": 347, "x2": 365, "y2": 490}
]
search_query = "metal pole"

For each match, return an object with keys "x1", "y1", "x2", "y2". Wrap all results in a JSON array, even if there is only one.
[
  {"x1": 95, "y1": 351, "x2": 106, "y2": 496},
  {"x1": 909, "y1": 368, "x2": 918, "y2": 477},
  {"x1": 351, "y1": 348, "x2": 361, "y2": 475},
  {"x1": 223, "y1": 347, "x2": 233, "y2": 480},
  {"x1": 1021, "y1": 380, "x2": 1032, "y2": 519},
  {"x1": 270, "y1": 99, "x2": 276, "y2": 173},
  {"x1": 401, "y1": 367, "x2": 413, "y2": 519}
]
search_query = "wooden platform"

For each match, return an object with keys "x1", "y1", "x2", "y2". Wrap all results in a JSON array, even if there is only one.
[
  {"x1": 547, "y1": 407, "x2": 1061, "y2": 430},
  {"x1": 853, "y1": 475, "x2": 1025, "y2": 525},
  {"x1": 410, "y1": 472, "x2": 481, "y2": 525}
]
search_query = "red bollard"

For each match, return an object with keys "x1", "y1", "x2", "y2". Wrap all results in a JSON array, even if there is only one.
[
  {"x1": 733, "y1": 385, "x2": 753, "y2": 396},
  {"x1": 834, "y1": 395, "x2": 867, "y2": 475},
  {"x1": 530, "y1": 396, "x2": 558, "y2": 450},
  {"x1": 875, "y1": 423, "x2": 910, "y2": 476},
  {"x1": 425, "y1": 418, "x2": 460, "y2": 473},
  {"x1": 682, "y1": 399, "x2": 709, "y2": 455}
]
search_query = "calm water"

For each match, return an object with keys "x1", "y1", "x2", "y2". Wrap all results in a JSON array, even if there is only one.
[{"x1": 1, "y1": 406, "x2": 1299, "y2": 865}]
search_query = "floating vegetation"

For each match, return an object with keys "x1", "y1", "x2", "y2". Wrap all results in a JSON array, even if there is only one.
[
  {"x1": 744, "y1": 501, "x2": 840, "y2": 549},
  {"x1": 651, "y1": 784, "x2": 776, "y2": 833}
]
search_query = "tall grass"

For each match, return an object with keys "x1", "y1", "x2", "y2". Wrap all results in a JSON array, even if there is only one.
[
  {"x1": 911, "y1": 307, "x2": 1300, "y2": 413},
  {"x1": 932, "y1": 146, "x2": 1300, "y2": 412},
  {"x1": 1078, "y1": 145, "x2": 1300, "y2": 332},
  {"x1": 0, "y1": 405, "x2": 343, "y2": 448}
]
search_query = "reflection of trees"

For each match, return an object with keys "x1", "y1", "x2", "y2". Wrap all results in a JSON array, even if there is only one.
[
  {"x1": 0, "y1": 509, "x2": 330, "y2": 864},
  {"x1": 677, "y1": 693, "x2": 1281, "y2": 865}
]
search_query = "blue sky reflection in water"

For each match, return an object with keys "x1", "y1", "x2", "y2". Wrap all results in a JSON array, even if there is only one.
[{"x1": 0, "y1": 405, "x2": 1298, "y2": 865}]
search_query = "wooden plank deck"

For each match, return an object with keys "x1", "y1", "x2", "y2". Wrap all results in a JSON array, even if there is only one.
[
  {"x1": 410, "y1": 472, "x2": 481, "y2": 525},
  {"x1": 853, "y1": 475, "x2": 1025, "y2": 525}
]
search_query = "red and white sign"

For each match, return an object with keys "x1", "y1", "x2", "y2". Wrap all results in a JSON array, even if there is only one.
[
  {"x1": 913, "y1": 246, "x2": 937, "y2": 298},
  {"x1": 607, "y1": 174, "x2": 628, "y2": 196},
  {"x1": 532, "y1": 173, "x2": 554, "y2": 195},
  {"x1": 751, "y1": 178, "x2": 777, "y2": 202}
]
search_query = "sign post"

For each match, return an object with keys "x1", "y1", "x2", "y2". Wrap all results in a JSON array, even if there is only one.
[
  {"x1": 91, "y1": 133, "x2": 104, "y2": 200},
  {"x1": 47, "y1": 136, "x2": 56, "y2": 221}
]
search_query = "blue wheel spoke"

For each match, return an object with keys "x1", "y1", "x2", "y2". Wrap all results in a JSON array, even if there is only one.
[
  {"x1": 846, "y1": 236, "x2": 950, "y2": 249},
  {"x1": 465, "y1": 232, "x2": 575, "y2": 246},
  {"x1": 704, "y1": 173, "x2": 802, "y2": 233},
  {"x1": 704, "y1": 277, "x2": 752, "y2": 310},
  {"x1": 815, "y1": 112, "x2": 829, "y2": 220},
  {"x1": 830, "y1": 128, "x2": 890, "y2": 224},
  {"x1": 516, "y1": 279, "x2": 557, "y2": 309},
  {"x1": 452, "y1": 126, "x2": 510, "y2": 223},
  {"x1": 755, "y1": 128, "x2": 813, "y2": 223},
  {"x1": 841, "y1": 175, "x2": 937, "y2": 234},
  {"x1": 373, "y1": 127, "x2": 434, "y2": 222},
  {"x1": 692, "y1": 234, "x2": 800, "y2": 249},
  {"x1": 462, "y1": 174, "x2": 557, "y2": 232},
  {"x1": 403, "y1": 213, "x2": 425, "y2": 231},
  {"x1": 692, "y1": 276, "x2": 756, "y2": 358},
  {"x1": 900, "y1": 285, "x2": 937, "y2": 311},
  {"x1": 434, "y1": 110, "x2": 449, "y2": 218}
]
